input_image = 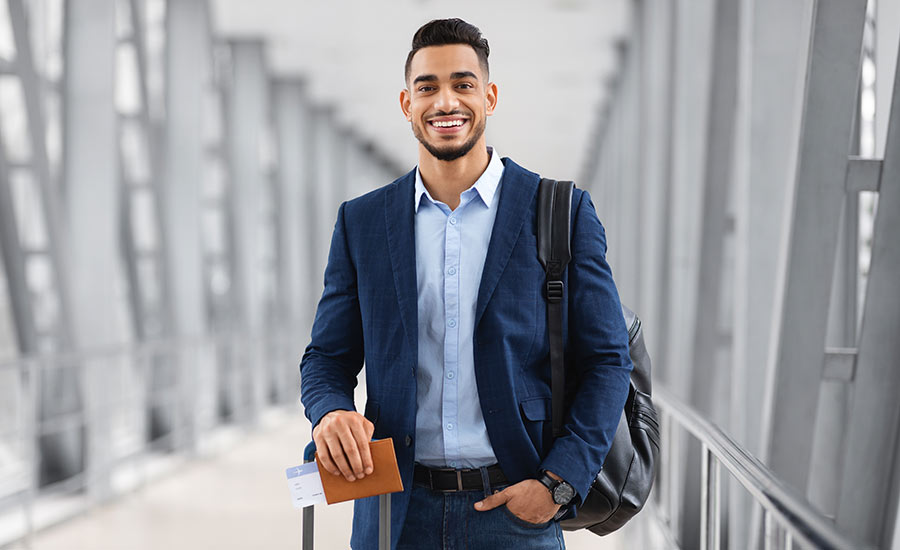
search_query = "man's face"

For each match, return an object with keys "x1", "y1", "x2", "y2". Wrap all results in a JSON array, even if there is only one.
[{"x1": 400, "y1": 44, "x2": 498, "y2": 162}]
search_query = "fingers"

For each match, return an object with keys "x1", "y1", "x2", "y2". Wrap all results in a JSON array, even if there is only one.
[
  {"x1": 312, "y1": 410, "x2": 375, "y2": 482},
  {"x1": 474, "y1": 488, "x2": 509, "y2": 511},
  {"x1": 337, "y1": 426, "x2": 365, "y2": 480},
  {"x1": 326, "y1": 433, "x2": 357, "y2": 481},
  {"x1": 352, "y1": 420, "x2": 375, "y2": 475}
]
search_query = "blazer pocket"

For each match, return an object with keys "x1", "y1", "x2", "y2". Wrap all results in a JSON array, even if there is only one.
[
  {"x1": 520, "y1": 397, "x2": 550, "y2": 421},
  {"x1": 519, "y1": 397, "x2": 551, "y2": 455}
]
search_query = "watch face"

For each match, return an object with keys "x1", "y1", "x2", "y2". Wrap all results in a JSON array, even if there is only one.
[{"x1": 553, "y1": 482, "x2": 576, "y2": 505}]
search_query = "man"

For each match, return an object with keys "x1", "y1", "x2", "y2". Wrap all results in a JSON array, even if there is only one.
[{"x1": 300, "y1": 18, "x2": 632, "y2": 549}]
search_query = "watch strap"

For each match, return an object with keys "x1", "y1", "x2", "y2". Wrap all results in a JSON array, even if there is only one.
[{"x1": 537, "y1": 471, "x2": 559, "y2": 492}]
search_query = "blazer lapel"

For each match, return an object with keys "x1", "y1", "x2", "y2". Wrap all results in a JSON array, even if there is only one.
[
  {"x1": 385, "y1": 171, "x2": 419, "y2": 351},
  {"x1": 475, "y1": 159, "x2": 540, "y2": 327}
]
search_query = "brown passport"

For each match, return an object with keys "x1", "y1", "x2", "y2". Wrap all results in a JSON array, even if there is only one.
[{"x1": 315, "y1": 438, "x2": 404, "y2": 504}]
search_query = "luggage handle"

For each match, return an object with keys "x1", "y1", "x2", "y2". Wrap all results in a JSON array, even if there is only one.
[{"x1": 301, "y1": 441, "x2": 391, "y2": 550}]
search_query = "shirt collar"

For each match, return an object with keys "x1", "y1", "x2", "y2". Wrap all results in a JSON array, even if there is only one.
[{"x1": 414, "y1": 147, "x2": 505, "y2": 212}]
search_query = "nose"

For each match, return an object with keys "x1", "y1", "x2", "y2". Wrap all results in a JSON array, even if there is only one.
[{"x1": 433, "y1": 86, "x2": 460, "y2": 113}]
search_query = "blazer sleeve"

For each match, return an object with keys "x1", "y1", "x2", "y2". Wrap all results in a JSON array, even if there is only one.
[
  {"x1": 538, "y1": 189, "x2": 634, "y2": 504},
  {"x1": 300, "y1": 202, "x2": 365, "y2": 432}
]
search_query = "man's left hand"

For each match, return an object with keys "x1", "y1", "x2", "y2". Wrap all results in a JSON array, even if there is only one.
[{"x1": 474, "y1": 479, "x2": 561, "y2": 524}]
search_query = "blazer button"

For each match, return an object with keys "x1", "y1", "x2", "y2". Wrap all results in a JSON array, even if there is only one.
[{"x1": 405, "y1": 435, "x2": 413, "y2": 447}]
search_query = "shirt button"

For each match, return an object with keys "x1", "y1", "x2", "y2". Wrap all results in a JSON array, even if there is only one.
[
  {"x1": 448, "y1": 267, "x2": 457, "y2": 276},
  {"x1": 446, "y1": 423, "x2": 454, "y2": 430},
  {"x1": 448, "y1": 319, "x2": 457, "y2": 328},
  {"x1": 405, "y1": 435, "x2": 412, "y2": 447},
  {"x1": 447, "y1": 371, "x2": 455, "y2": 379},
  {"x1": 449, "y1": 217, "x2": 458, "y2": 225}
]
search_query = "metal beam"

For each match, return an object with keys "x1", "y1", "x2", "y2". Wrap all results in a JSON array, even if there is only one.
[
  {"x1": 273, "y1": 78, "x2": 312, "y2": 331},
  {"x1": 0, "y1": 130, "x2": 38, "y2": 354},
  {"x1": 760, "y1": 0, "x2": 866, "y2": 494},
  {"x1": 690, "y1": 0, "x2": 740, "y2": 421},
  {"x1": 835, "y1": 29, "x2": 900, "y2": 546},
  {"x1": 227, "y1": 39, "x2": 267, "y2": 335},
  {"x1": 845, "y1": 157, "x2": 882, "y2": 192},
  {"x1": 226, "y1": 39, "x2": 269, "y2": 420},
  {"x1": 164, "y1": 0, "x2": 208, "y2": 340},
  {"x1": 9, "y1": 0, "x2": 81, "y2": 485}
]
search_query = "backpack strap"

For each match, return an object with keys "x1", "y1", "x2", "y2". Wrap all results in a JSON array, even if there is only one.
[{"x1": 537, "y1": 178, "x2": 574, "y2": 438}]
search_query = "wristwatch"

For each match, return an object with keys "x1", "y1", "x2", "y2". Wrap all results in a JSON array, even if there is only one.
[{"x1": 537, "y1": 471, "x2": 576, "y2": 506}]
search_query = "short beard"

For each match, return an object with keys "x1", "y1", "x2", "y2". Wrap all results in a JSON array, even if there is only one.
[{"x1": 413, "y1": 117, "x2": 486, "y2": 162}]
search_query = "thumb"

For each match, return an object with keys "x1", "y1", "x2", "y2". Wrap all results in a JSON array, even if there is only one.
[{"x1": 474, "y1": 489, "x2": 509, "y2": 512}]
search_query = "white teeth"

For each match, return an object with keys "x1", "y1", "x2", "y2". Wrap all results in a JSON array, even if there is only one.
[{"x1": 432, "y1": 120, "x2": 464, "y2": 127}]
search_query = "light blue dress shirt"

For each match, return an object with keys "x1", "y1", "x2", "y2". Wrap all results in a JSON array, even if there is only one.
[{"x1": 413, "y1": 148, "x2": 505, "y2": 469}]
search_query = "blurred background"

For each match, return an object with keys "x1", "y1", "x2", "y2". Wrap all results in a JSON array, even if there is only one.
[{"x1": 0, "y1": 0, "x2": 898, "y2": 548}]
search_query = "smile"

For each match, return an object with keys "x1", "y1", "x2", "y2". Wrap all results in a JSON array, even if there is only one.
[
  {"x1": 430, "y1": 119, "x2": 465, "y2": 127},
  {"x1": 428, "y1": 118, "x2": 468, "y2": 133}
]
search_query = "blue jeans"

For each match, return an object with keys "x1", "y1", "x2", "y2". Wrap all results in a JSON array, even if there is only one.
[{"x1": 396, "y1": 472, "x2": 565, "y2": 549}]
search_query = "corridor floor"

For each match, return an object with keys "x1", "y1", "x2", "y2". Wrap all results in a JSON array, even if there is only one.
[{"x1": 24, "y1": 409, "x2": 671, "y2": 550}]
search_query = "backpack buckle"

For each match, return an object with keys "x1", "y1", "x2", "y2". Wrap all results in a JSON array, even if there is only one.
[{"x1": 546, "y1": 280, "x2": 564, "y2": 303}]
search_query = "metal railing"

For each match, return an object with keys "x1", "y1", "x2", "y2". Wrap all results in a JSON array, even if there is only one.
[
  {"x1": 0, "y1": 329, "x2": 300, "y2": 548},
  {"x1": 653, "y1": 387, "x2": 874, "y2": 550}
]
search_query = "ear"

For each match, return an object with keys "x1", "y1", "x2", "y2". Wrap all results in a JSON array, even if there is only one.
[
  {"x1": 485, "y1": 82, "x2": 498, "y2": 116},
  {"x1": 400, "y1": 88, "x2": 412, "y2": 121}
]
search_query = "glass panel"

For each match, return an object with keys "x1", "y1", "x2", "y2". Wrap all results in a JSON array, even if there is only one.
[
  {"x1": 0, "y1": 76, "x2": 32, "y2": 163},
  {"x1": 203, "y1": 90, "x2": 222, "y2": 144},
  {"x1": 0, "y1": 0, "x2": 16, "y2": 61},
  {"x1": 202, "y1": 208, "x2": 224, "y2": 255},
  {"x1": 144, "y1": 0, "x2": 166, "y2": 120},
  {"x1": 119, "y1": 118, "x2": 149, "y2": 184},
  {"x1": 25, "y1": 254, "x2": 59, "y2": 334},
  {"x1": 209, "y1": 261, "x2": 230, "y2": 297},
  {"x1": 0, "y1": 254, "x2": 18, "y2": 362},
  {"x1": 136, "y1": 255, "x2": 159, "y2": 305},
  {"x1": 115, "y1": 41, "x2": 142, "y2": 115},
  {"x1": 43, "y1": 89, "x2": 60, "y2": 176},
  {"x1": 9, "y1": 168, "x2": 47, "y2": 250},
  {"x1": 130, "y1": 187, "x2": 157, "y2": 251},
  {"x1": 114, "y1": 0, "x2": 132, "y2": 40},
  {"x1": 26, "y1": 0, "x2": 65, "y2": 82},
  {"x1": 203, "y1": 156, "x2": 225, "y2": 201}
]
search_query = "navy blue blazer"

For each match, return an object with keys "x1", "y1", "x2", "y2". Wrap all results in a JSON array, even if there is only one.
[{"x1": 300, "y1": 158, "x2": 633, "y2": 549}]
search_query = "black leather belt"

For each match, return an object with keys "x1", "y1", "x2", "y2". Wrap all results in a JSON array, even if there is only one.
[{"x1": 413, "y1": 463, "x2": 507, "y2": 492}]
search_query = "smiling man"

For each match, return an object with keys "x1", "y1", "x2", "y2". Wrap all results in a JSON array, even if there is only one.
[{"x1": 300, "y1": 18, "x2": 632, "y2": 550}]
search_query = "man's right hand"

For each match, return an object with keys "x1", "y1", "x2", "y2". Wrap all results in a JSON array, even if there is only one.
[{"x1": 312, "y1": 410, "x2": 375, "y2": 482}]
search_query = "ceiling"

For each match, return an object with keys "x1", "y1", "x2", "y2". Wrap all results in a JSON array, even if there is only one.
[{"x1": 211, "y1": 0, "x2": 632, "y2": 181}]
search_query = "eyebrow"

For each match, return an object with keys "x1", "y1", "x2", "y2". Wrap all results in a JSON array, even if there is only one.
[
  {"x1": 450, "y1": 71, "x2": 479, "y2": 80},
  {"x1": 412, "y1": 71, "x2": 480, "y2": 85}
]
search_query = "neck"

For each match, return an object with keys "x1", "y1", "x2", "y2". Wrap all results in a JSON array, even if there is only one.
[{"x1": 417, "y1": 139, "x2": 490, "y2": 210}]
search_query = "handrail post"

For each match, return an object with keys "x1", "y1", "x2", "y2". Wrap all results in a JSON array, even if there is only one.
[
  {"x1": 701, "y1": 443, "x2": 710, "y2": 550},
  {"x1": 668, "y1": 412, "x2": 680, "y2": 532},
  {"x1": 712, "y1": 454, "x2": 722, "y2": 550}
]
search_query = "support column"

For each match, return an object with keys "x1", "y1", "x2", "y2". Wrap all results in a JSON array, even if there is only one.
[
  {"x1": 165, "y1": 0, "x2": 210, "y2": 442},
  {"x1": 273, "y1": 78, "x2": 316, "y2": 403},
  {"x1": 227, "y1": 39, "x2": 269, "y2": 419},
  {"x1": 690, "y1": 0, "x2": 740, "y2": 423},
  {"x1": 835, "y1": 31, "x2": 900, "y2": 547},
  {"x1": 760, "y1": 0, "x2": 866, "y2": 494},
  {"x1": 62, "y1": 0, "x2": 121, "y2": 491},
  {"x1": 729, "y1": 0, "x2": 815, "y2": 547}
]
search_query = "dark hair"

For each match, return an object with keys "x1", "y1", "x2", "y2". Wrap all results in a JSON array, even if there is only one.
[{"x1": 405, "y1": 18, "x2": 490, "y2": 83}]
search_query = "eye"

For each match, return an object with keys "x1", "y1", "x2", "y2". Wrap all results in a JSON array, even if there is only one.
[
  {"x1": 457, "y1": 82, "x2": 474, "y2": 89},
  {"x1": 417, "y1": 85, "x2": 435, "y2": 92}
]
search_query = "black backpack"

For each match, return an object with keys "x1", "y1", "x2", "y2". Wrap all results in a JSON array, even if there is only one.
[{"x1": 537, "y1": 178, "x2": 660, "y2": 535}]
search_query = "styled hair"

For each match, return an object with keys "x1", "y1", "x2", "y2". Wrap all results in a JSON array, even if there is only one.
[{"x1": 404, "y1": 18, "x2": 490, "y2": 83}]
